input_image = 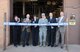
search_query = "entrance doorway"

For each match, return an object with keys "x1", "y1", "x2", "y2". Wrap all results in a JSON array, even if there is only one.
[{"x1": 10, "y1": 0, "x2": 63, "y2": 45}]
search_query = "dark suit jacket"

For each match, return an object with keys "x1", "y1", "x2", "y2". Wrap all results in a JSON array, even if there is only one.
[
  {"x1": 12, "y1": 19, "x2": 21, "y2": 36},
  {"x1": 31, "y1": 19, "x2": 39, "y2": 31},
  {"x1": 47, "y1": 17, "x2": 57, "y2": 30}
]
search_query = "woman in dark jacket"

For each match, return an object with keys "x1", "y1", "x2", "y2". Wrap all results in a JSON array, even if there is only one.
[
  {"x1": 13, "y1": 16, "x2": 20, "y2": 47},
  {"x1": 31, "y1": 16, "x2": 39, "y2": 46}
]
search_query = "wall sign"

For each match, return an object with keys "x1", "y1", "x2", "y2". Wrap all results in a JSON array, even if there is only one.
[{"x1": 69, "y1": 14, "x2": 76, "y2": 25}]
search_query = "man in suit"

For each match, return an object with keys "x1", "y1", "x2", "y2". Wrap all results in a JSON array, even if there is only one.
[
  {"x1": 55, "y1": 11, "x2": 65, "y2": 48},
  {"x1": 31, "y1": 15, "x2": 39, "y2": 46},
  {"x1": 21, "y1": 14, "x2": 31, "y2": 47},
  {"x1": 47, "y1": 12, "x2": 57, "y2": 47}
]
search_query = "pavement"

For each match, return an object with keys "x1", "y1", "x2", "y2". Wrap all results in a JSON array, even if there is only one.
[{"x1": 0, "y1": 44, "x2": 80, "y2": 52}]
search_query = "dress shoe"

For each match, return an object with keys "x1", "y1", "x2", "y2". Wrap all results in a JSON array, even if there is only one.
[{"x1": 61, "y1": 46, "x2": 64, "y2": 49}]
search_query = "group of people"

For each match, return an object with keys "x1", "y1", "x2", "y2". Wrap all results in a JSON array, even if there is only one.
[{"x1": 13, "y1": 11, "x2": 65, "y2": 49}]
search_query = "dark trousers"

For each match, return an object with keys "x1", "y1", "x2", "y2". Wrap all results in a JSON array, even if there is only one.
[
  {"x1": 21, "y1": 29, "x2": 30, "y2": 46},
  {"x1": 17, "y1": 27, "x2": 21, "y2": 45},
  {"x1": 47, "y1": 28, "x2": 56, "y2": 46},
  {"x1": 32, "y1": 29, "x2": 39, "y2": 46},
  {"x1": 13, "y1": 28, "x2": 18, "y2": 46}
]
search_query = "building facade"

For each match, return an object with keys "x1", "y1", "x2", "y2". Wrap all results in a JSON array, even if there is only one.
[{"x1": 0, "y1": 0, "x2": 80, "y2": 48}]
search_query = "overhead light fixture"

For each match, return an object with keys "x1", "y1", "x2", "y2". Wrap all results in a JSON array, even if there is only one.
[
  {"x1": 47, "y1": 1, "x2": 51, "y2": 5},
  {"x1": 52, "y1": 2, "x2": 56, "y2": 5}
]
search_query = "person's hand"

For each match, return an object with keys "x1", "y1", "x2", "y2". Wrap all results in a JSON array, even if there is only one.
[
  {"x1": 17, "y1": 18, "x2": 20, "y2": 22},
  {"x1": 58, "y1": 26, "x2": 60, "y2": 27},
  {"x1": 58, "y1": 23, "x2": 60, "y2": 27},
  {"x1": 51, "y1": 26, "x2": 54, "y2": 29},
  {"x1": 34, "y1": 26, "x2": 37, "y2": 27}
]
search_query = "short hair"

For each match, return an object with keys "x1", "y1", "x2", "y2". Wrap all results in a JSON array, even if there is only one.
[
  {"x1": 60, "y1": 11, "x2": 64, "y2": 13},
  {"x1": 26, "y1": 14, "x2": 30, "y2": 16},
  {"x1": 41, "y1": 13, "x2": 45, "y2": 16},
  {"x1": 49, "y1": 12, "x2": 53, "y2": 15}
]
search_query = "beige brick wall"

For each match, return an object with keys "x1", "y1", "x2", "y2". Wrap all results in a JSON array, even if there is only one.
[
  {"x1": 64, "y1": 0, "x2": 80, "y2": 44},
  {"x1": 0, "y1": 0, "x2": 10, "y2": 48}
]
